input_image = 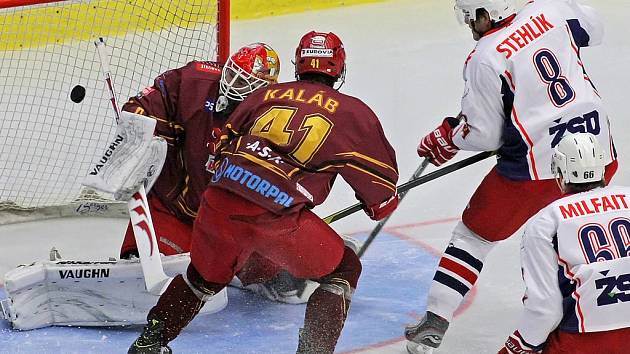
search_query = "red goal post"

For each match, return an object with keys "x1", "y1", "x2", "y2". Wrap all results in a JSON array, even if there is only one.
[{"x1": 0, "y1": 0, "x2": 230, "y2": 224}]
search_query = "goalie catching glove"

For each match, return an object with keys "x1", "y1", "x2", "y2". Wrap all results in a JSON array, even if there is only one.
[{"x1": 83, "y1": 111, "x2": 167, "y2": 201}]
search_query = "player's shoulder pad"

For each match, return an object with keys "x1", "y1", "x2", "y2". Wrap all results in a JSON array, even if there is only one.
[{"x1": 334, "y1": 92, "x2": 376, "y2": 117}]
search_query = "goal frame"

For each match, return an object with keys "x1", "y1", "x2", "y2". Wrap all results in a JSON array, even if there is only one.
[
  {"x1": 0, "y1": 0, "x2": 231, "y2": 224},
  {"x1": 0, "y1": 0, "x2": 230, "y2": 63}
]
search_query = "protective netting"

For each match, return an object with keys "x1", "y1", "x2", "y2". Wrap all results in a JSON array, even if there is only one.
[{"x1": 0, "y1": 0, "x2": 222, "y2": 217}]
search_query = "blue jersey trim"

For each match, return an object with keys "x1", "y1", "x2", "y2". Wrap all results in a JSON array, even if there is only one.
[
  {"x1": 557, "y1": 260, "x2": 580, "y2": 332},
  {"x1": 496, "y1": 75, "x2": 532, "y2": 180},
  {"x1": 566, "y1": 19, "x2": 590, "y2": 48}
]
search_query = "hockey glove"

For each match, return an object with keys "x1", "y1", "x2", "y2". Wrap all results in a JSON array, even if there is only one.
[
  {"x1": 205, "y1": 127, "x2": 223, "y2": 172},
  {"x1": 498, "y1": 331, "x2": 543, "y2": 354},
  {"x1": 363, "y1": 194, "x2": 399, "y2": 221},
  {"x1": 417, "y1": 117, "x2": 460, "y2": 166}
]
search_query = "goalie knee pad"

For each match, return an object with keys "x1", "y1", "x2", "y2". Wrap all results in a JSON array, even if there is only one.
[
  {"x1": 340, "y1": 234, "x2": 362, "y2": 254},
  {"x1": 183, "y1": 264, "x2": 227, "y2": 301}
]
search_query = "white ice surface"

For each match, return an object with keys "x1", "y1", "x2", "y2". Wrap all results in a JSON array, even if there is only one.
[{"x1": 1, "y1": 0, "x2": 629, "y2": 353}]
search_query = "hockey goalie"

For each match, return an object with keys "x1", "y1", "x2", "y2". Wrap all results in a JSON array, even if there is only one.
[
  {"x1": 1, "y1": 44, "x2": 323, "y2": 330},
  {"x1": 0, "y1": 110, "x2": 228, "y2": 330}
]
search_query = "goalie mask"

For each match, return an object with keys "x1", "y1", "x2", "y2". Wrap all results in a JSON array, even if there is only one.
[
  {"x1": 219, "y1": 43, "x2": 280, "y2": 106},
  {"x1": 454, "y1": 0, "x2": 515, "y2": 25},
  {"x1": 551, "y1": 133, "x2": 605, "y2": 187},
  {"x1": 294, "y1": 31, "x2": 346, "y2": 89}
]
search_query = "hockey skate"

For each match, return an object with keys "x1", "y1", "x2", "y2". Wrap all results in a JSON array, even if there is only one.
[
  {"x1": 128, "y1": 319, "x2": 172, "y2": 354},
  {"x1": 404, "y1": 311, "x2": 449, "y2": 354}
]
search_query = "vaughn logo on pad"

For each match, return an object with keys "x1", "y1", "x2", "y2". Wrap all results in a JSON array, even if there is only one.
[
  {"x1": 301, "y1": 48, "x2": 333, "y2": 57},
  {"x1": 59, "y1": 268, "x2": 110, "y2": 279}
]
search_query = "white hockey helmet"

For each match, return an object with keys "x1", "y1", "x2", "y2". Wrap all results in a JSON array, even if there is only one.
[
  {"x1": 454, "y1": 0, "x2": 516, "y2": 25},
  {"x1": 551, "y1": 133, "x2": 605, "y2": 186}
]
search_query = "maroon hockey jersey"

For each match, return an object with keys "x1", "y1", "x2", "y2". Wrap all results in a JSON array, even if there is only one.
[
  {"x1": 122, "y1": 61, "x2": 227, "y2": 223},
  {"x1": 211, "y1": 81, "x2": 399, "y2": 214}
]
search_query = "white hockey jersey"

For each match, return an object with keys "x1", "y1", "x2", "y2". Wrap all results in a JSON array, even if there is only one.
[
  {"x1": 452, "y1": 0, "x2": 616, "y2": 181},
  {"x1": 516, "y1": 185, "x2": 630, "y2": 347}
]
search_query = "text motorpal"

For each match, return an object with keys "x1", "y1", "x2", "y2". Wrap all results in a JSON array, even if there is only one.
[
  {"x1": 89, "y1": 134, "x2": 124, "y2": 175},
  {"x1": 211, "y1": 157, "x2": 295, "y2": 207}
]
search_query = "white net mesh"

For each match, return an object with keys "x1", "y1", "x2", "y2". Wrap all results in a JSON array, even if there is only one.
[{"x1": 0, "y1": 0, "x2": 221, "y2": 220}]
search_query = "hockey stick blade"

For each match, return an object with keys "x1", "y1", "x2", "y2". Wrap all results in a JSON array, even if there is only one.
[
  {"x1": 323, "y1": 151, "x2": 495, "y2": 225},
  {"x1": 357, "y1": 158, "x2": 430, "y2": 258}
]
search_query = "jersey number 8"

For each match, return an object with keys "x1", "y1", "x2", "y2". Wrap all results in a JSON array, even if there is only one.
[{"x1": 534, "y1": 49, "x2": 575, "y2": 108}]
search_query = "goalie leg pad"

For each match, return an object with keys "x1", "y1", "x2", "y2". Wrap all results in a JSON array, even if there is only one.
[{"x1": 2, "y1": 253, "x2": 226, "y2": 330}]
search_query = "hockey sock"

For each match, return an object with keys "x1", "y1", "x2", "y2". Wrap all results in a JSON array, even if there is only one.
[
  {"x1": 426, "y1": 222, "x2": 494, "y2": 322},
  {"x1": 148, "y1": 267, "x2": 226, "y2": 344},
  {"x1": 299, "y1": 247, "x2": 361, "y2": 354}
]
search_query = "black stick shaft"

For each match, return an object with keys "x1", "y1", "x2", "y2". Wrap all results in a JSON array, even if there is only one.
[
  {"x1": 323, "y1": 151, "x2": 494, "y2": 224},
  {"x1": 357, "y1": 159, "x2": 430, "y2": 257}
]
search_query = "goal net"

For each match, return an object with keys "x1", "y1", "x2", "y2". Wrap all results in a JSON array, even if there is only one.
[{"x1": 0, "y1": 0, "x2": 229, "y2": 224}]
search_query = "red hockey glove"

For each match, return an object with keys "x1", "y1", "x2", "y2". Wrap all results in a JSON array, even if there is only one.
[
  {"x1": 498, "y1": 331, "x2": 542, "y2": 354},
  {"x1": 417, "y1": 117, "x2": 460, "y2": 166},
  {"x1": 205, "y1": 127, "x2": 223, "y2": 173},
  {"x1": 363, "y1": 194, "x2": 399, "y2": 221}
]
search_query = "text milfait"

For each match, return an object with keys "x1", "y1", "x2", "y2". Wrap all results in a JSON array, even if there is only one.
[{"x1": 558, "y1": 193, "x2": 629, "y2": 219}]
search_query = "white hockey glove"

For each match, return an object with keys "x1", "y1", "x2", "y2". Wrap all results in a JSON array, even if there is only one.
[{"x1": 83, "y1": 111, "x2": 167, "y2": 201}]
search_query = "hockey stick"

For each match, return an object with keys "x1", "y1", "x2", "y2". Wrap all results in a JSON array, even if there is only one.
[
  {"x1": 94, "y1": 38, "x2": 171, "y2": 295},
  {"x1": 356, "y1": 159, "x2": 431, "y2": 258},
  {"x1": 323, "y1": 151, "x2": 495, "y2": 225}
]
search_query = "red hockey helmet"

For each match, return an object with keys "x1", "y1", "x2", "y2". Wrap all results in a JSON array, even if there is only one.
[
  {"x1": 294, "y1": 31, "x2": 346, "y2": 84},
  {"x1": 220, "y1": 43, "x2": 280, "y2": 102}
]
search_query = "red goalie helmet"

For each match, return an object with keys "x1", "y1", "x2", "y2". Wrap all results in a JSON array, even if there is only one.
[
  {"x1": 294, "y1": 31, "x2": 346, "y2": 83},
  {"x1": 220, "y1": 43, "x2": 280, "y2": 102}
]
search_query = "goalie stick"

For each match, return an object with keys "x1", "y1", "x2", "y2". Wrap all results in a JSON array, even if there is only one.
[
  {"x1": 323, "y1": 151, "x2": 496, "y2": 225},
  {"x1": 94, "y1": 37, "x2": 171, "y2": 295},
  {"x1": 356, "y1": 159, "x2": 430, "y2": 258}
]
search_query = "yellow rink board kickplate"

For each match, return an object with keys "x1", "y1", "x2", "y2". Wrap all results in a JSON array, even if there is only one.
[{"x1": 0, "y1": 0, "x2": 384, "y2": 51}]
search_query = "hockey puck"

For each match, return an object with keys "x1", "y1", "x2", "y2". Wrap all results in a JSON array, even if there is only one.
[{"x1": 70, "y1": 85, "x2": 86, "y2": 103}]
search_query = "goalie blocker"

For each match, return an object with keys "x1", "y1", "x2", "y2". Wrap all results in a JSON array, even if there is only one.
[
  {"x1": 83, "y1": 110, "x2": 167, "y2": 201},
  {"x1": 0, "y1": 253, "x2": 227, "y2": 330}
]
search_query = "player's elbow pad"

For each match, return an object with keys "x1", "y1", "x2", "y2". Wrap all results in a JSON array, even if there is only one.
[{"x1": 363, "y1": 194, "x2": 399, "y2": 221}]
